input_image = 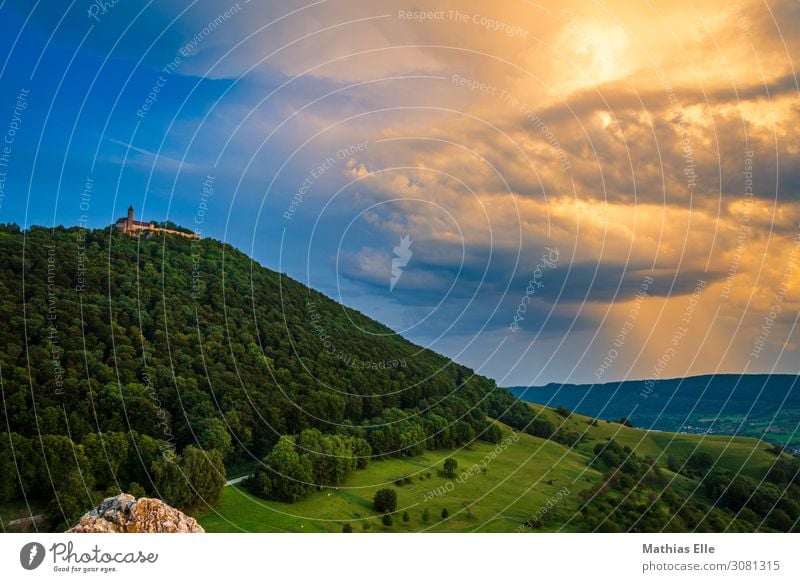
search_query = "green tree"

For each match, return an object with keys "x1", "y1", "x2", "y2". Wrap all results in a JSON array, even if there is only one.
[
  {"x1": 441, "y1": 507, "x2": 449, "y2": 519},
  {"x1": 150, "y1": 446, "x2": 225, "y2": 508},
  {"x1": 259, "y1": 436, "x2": 312, "y2": 502},
  {"x1": 152, "y1": 452, "x2": 190, "y2": 507},
  {"x1": 373, "y1": 488, "x2": 398, "y2": 513},
  {"x1": 402, "y1": 511, "x2": 410, "y2": 522},
  {"x1": 443, "y1": 457, "x2": 458, "y2": 478},
  {"x1": 181, "y1": 446, "x2": 226, "y2": 507},
  {"x1": 382, "y1": 513, "x2": 393, "y2": 527}
]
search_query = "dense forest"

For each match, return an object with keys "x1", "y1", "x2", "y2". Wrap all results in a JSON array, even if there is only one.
[{"x1": 0, "y1": 223, "x2": 503, "y2": 528}]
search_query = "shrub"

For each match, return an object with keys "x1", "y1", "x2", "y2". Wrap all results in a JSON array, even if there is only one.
[
  {"x1": 443, "y1": 457, "x2": 458, "y2": 478},
  {"x1": 382, "y1": 513, "x2": 394, "y2": 527},
  {"x1": 373, "y1": 488, "x2": 398, "y2": 513}
]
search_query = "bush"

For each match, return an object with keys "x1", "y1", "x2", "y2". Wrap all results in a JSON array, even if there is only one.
[
  {"x1": 441, "y1": 507, "x2": 449, "y2": 519},
  {"x1": 382, "y1": 513, "x2": 394, "y2": 527},
  {"x1": 342, "y1": 523, "x2": 353, "y2": 533},
  {"x1": 373, "y1": 488, "x2": 398, "y2": 513},
  {"x1": 443, "y1": 457, "x2": 458, "y2": 478},
  {"x1": 402, "y1": 511, "x2": 410, "y2": 522}
]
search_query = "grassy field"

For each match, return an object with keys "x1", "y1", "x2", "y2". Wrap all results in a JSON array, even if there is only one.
[
  {"x1": 195, "y1": 404, "x2": 786, "y2": 533},
  {"x1": 527, "y1": 402, "x2": 783, "y2": 476}
]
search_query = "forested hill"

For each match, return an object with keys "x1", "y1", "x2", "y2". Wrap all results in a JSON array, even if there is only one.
[{"x1": 0, "y1": 223, "x2": 499, "y2": 528}]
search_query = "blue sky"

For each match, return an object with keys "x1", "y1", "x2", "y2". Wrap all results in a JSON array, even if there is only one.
[{"x1": 2, "y1": 0, "x2": 799, "y2": 385}]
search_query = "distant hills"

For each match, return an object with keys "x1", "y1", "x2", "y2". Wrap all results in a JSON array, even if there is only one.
[{"x1": 509, "y1": 374, "x2": 800, "y2": 452}]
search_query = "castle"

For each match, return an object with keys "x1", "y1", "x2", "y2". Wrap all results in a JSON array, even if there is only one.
[{"x1": 114, "y1": 206, "x2": 199, "y2": 239}]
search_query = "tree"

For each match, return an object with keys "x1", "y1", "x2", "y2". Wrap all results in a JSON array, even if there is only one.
[
  {"x1": 443, "y1": 457, "x2": 458, "y2": 478},
  {"x1": 152, "y1": 446, "x2": 226, "y2": 508},
  {"x1": 382, "y1": 513, "x2": 393, "y2": 527},
  {"x1": 402, "y1": 511, "x2": 410, "y2": 522},
  {"x1": 342, "y1": 523, "x2": 353, "y2": 533},
  {"x1": 441, "y1": 507, "x2": 449, "y2": 519},
  {"x1": 373, "y1": 488, "x2": 397, "y2": 513},
  {"x1": 259, "y1": 436, "x2": 312, "y2": 502},
  {"x1": 196, "y1": 418, "x2": 233, "y2": 456},
  {"x1": 181, "y1": 446, "x2": 226, "y2": 506}
]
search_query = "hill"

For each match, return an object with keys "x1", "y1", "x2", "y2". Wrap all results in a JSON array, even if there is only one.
[
  {"x1": 0, "y1": 224, "x2": 496, "y2": 530},
  {"x1": 509, "y1": 375, "x2": 800, "y2": 452}
]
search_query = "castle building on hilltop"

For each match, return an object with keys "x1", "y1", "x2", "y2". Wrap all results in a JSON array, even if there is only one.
[{"x1": 114, "y1": 206, "x2": 199, "y2": 239}]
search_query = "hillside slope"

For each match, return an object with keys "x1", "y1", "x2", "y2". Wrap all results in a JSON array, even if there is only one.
[
  {"x1": 198, "y1": 411, "x2": 799, "y2": 533},
  {"x1": 0, "y1": 224, "x2": 495, "y2": 529}
]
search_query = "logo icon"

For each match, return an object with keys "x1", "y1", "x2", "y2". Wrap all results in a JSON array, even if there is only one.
[
  {"x1": 20, "y1": 542, "x2": 45, "y2": 570},
  {"x1": 390, "y1": 234, "x2": 413, "y2": 292}
]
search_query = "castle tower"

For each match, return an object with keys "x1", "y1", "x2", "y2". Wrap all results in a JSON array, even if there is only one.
[{"x1": 127, "y1": 205, "x2": 134, "y2": 233}]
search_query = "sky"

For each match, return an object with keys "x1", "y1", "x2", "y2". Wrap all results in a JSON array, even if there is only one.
[{"x1": 0, "y1": 0, "x2": 798, "y2": 386}]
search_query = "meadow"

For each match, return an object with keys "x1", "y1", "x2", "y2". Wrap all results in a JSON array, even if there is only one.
[{"x1": 196, "y1": 403, "x2": 783, "y2": 532}]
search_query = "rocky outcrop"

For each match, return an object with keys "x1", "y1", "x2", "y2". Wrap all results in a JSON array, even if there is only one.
[{"x1": 68, "y1": 493, "x2": 204, "y2": 533}]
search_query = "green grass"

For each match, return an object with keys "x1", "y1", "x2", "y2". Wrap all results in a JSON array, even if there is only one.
[
  {"x1": 197, "y1": 424, "x2": 600, "y2": 533},
  {"x1": 529, "y1": 403, "x2": 783, "y2": 476},
  {"x1": 195, "y1": 405, "x2": 789, "y2": 533}
]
